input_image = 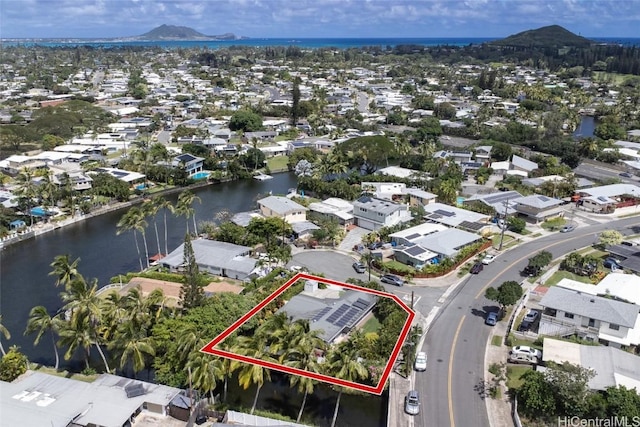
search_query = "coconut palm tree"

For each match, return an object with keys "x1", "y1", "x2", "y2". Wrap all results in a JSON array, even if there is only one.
[
  {"x1": 281, "y1": 320, "x2": 326, "y2": 423},
  {"x1": 176, "y1": 190, "x2": 201, "y2": 236},
  {"x1": 116, "y1": 206, "x2": 148, "y2": 271},
  {"x1": 326, "y1": 341, "x2": 369, "y2": 427},
  {"x1": 155, "y1": 197, "x2": 175, "y2": 256},
  {"x1": 49, "y1": 254, "x2": 81, "y2": 288},
  {"x1": 186, "y1": 351, "x2": 224, "y2": 404},
  {"x1": 142, "y1": 199, "x2": 162, "y2": 258},
  {"x1": 56, "y1": 314, "x2": 95, "y2": 370},
  {"x1": 231, "y1": 334, "x2": 278, "y2": 414},
  {"x1": 24, "y1": 306, "x2": 61, "y2": 370},
  {"x1": 14, "y1": 167, "x2": 38, "y2": 226},
  {"x1": 109, "y1": 321, "x2": 155, "y2": 376},
  {"x1": 0, "y1": 315, "x2": 10, "y2": 356}
]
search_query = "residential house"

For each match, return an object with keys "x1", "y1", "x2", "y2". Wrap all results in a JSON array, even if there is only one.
[
  {"x1": 92, "y1": 167, "x2": 145, "y2": 186},
  {"x1": 361, "y1": 182, "x2": 407, "y2": 201},
  {"x1": 463, "y1": 191, "x2": 522, "y2": 217},
  {"x1": 538, "y1": 286, "x2": 640, "y2": 348},
  {"x1": 474, "y1": 145, "x2": 492, "y2": 162},
  {"x1": 422, "y1": 202, "x2": 492, "y2": 231},
  {"x1": 376, "y1": 166, "x2": 425, "y2": 180},
  {"x1": 510, "y1": 154, "x2": 538, "y2": 175},
  {"x1": 161, "y1": 239, "x2": 256, "y2": 280},
  {"x1": 258, "y1": 195, "x2": 308, "y2": 223},
  {"x1": 351, "y1": 196, "x2": 411, "y2": 231},
  {"x1": 578, "y1": 184, "x2": 640, "y2": 211},
  {"x1": 308, "y1": 198, "x2": 354, "y2": 227},
  {"x1": 405, "y1": 188, "x2": 437, "y2": 207},
  {"x1": 172, "y1": 153, "x2": 204, "y2": 176},
  {"x1": 606, "y1": 245, "x2": 640, "y2": 274},
  {"x1": 542, "y1": 338, "x2": 640, "y2": 393},
  {"x1": 276, "y1": 281, "x2": 377, "y2": 343},
  {"x1": 0, "y1": 371, "x2": 182, "y2": 427},
  {"x1": 513, "y1": 195, "x2": 565, "y2": 222}
]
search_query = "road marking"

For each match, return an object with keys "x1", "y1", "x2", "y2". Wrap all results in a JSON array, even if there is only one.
[
  {"x1": 448, "y1": 315, "x2": 465, "y2": 427},
  {"x1": 473, "y1": 233, "x2": 589, "y2": 300}
]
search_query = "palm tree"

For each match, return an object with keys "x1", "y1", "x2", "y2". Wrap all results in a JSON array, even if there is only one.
[
  {"x1": 326, "y1": 341, "x2": 369, "y2": 427},
  {"x1": 116, "y1": 206, "x2": 148, "y2": 271},
  {"x1": 57, "y1": 314, "x2": 95, "y2": 370},
  {"x1": 109, "y1": 321, "x2": 155, "y2": 376},
  {"x1": 186, "y1": 351, "x2": 224, "y2": 403},
  {"x1": 176, "y1": 190, "x2": 201, "y2": 236},
  {"x1": 281, "y1": 320, "x2": 326, "y2": 423},
  {"x1": 142, "y1": 199, "x2": 162, "y2": 258},
  {"x1": 24, "y1": 306, "x2": 61, "y2": 370},
  {"x1": 0, "y1": 315, "x2": 10, "y2": 356},
  {"x1": 14, "y1": 167, "x2": 37, "y2": 226},
  {"x1": 231, "y1": 334, "x2": 278, "y2": 414},
  {"x1": 155, "y1": 197, "x2": 175, "y2": 256},
  {"x1": 49, "y1": 254, "x2": 81, "y2": 288},
  {"x1": 360, "y1": 252, "x2": 374, "y2": 282}
]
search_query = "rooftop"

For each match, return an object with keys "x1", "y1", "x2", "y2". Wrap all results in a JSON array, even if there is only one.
[{"x1": 258, "y1": 196, "x2": 307, "y2": 215}]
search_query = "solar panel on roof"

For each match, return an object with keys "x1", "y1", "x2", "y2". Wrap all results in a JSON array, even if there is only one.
[
  {"x1": 597, "y1": 196, "x2": 608, "y2": 202},
  {"x1": 312, "y1": 307, "x2": 331, "y2": 322},
  {"x1": 538, "y1": 196, "x2": 550, "y2": 202},
  {"x1": 353, "y1": 299, "x2": 369, "y2": 310},
  {"x1": 459, "y1": 220, "x2": 485, "y2": 231},
  {"x1": 326, "y1": 304, "x2": 349, "y2": 323},
  {"x1": 434, "y1": 209, "x2": 455, "y2": 217},
  {"x1": 406, "y1": 246, "x2": 426, "y2": 256},
  {"x1": 405, "y1": 233, "x2": 421, "y2": 240},
  {"x1": 429, "y1": 213, "x2": 442, "y2": 219}
]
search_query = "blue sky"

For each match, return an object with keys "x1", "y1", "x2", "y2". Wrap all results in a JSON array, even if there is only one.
[{"x1": 1, "y1": 0, "x2": 638, "y2": 39}]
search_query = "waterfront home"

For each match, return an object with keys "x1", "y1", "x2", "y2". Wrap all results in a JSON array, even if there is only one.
[
  {"x1": 308, "y1": 197, "x2": 354, "y2": 227},
  {"x1": 258, "y1": 195, "x2": 308, "y2": 224},
  {"x1": 172, "y1": 153, "x2": 204, "y2": 176},
  {"x1": 92, "y1": 167, "x2": 146, "y2": 186},
  {"x1": 0, "y1": 371, "x2": 182, "y2": 427},
  {"x1": 351, "y1": 196, "x2": 411, "y2": 231},
  {"x1": 161, "y1": 239, "x2": 257, "y2": 281}
]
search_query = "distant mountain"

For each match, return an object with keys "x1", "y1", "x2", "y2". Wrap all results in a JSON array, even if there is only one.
[
  {"x1": 490, "y1": 25, "x2": 593, "y2": 48},
  {"x1": 134, "y1": 24, "x2": 244, "y2": 41}
]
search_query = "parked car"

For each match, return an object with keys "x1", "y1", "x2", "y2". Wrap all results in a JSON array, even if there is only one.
[
  {"x1": 524, "y1": 309, "x2": 540, "y2": 323},
  {"x1": 619, "y1": 172, "x2": 633, "y2": 178},
  {"x1": 482, "y1": 254, "x2": 497, "y2": 265},
  {"x1": 560, "y1": 225, "x2": 576, "y2": 233},
  {"x1": 352, "y1": 262, "x2": 366, "y2": 274},
  {"x1": 518, "y1": 320, "x2": 532, "y2": 332},
  {"x1": 470, "y1": 263, "x2": 484, "y2": 274},
  {"x1": 404, "y1": 390, "x2": 420, "y2": 415},
  {"x1": 604, "y1": 257, "x2": 621, "y2": 269},
  {"x1": 380, "y1": 274, "x2": 404, "y2": 286},
  {"x1": 522, "y1": 265, "x2": 541, "y2": 277},
  {"x1": 485, "y1": 311, "x2": 498, "y2": 326},
  {"x1": 508, "y1": 351, "x2": 538, "y2": 365},
  {"x1": 414, "y1": 351, "x2": 427, "y2": 371},
  {"x1": 368, "y1": 242, "x2": 382, "y2": 250},
  {"x1": 289, "y1": 265, "x2": 305, "y2": 272},
  {"x1": 511, "y1": 345, "x2": 542, "y2": 359}
]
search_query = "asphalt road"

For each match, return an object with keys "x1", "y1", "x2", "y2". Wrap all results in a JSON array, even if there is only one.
[
  {"x1": 418, "y1": 217, "x2": 640, "y2": 427},
  {"x1": 574, "y1": 163, "x2": 638, "y2": 184}
]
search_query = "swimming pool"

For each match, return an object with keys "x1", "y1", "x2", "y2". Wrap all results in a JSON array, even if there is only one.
[
  {"x1": 191, "y1": 171, "x2": 210, "y2": 180},
  {"x1": 456, "y1": 196, "x2": 465, "y2": 206}
]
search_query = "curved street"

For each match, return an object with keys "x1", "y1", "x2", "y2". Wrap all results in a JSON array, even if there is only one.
[{"x1": 417, "y1": 217, "x2": 640, "y2": 427}]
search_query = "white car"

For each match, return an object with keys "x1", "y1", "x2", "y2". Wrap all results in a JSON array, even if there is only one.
[
  {"x1": 482, "y1": 254, "x2": 496, "y2": 265},
  {"x1": 511, "y1": 345, "x2": 542, "y2": 359},
  {"x1": 414, "y1": 351, "x2": 427, "y2": 371}
]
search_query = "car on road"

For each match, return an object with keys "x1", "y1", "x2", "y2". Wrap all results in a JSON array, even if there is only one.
[
  {"x1": 560, "y1": 225, "x2": 576, "y2": 233},
  {"x1": 511, "y1": 345, "x2": 542, "y2": 359},
  {"x1": 352, "y1": 262, "x2": 366, "y2": 274},
  {"x1": 619, "y1": 172, "x2": 634, "y2": 178},
  {"x1": 482, "y1": 254, "x2": 496, "y2": 265},
  {"x1": 414, "y1": 351, "x2": 427, "y2": 371},
  {"x1": 380, "y1": 274, "x2": 404, "y2": 286},
  {"x1": 470, "y1": 263, "x2": 484, "y2": 274},
  {"x1": 404, "y1": 390, "x2": 420, "y2": 415},
  {"x1": 524, "y1": 309, "x2": 540, "y2": 323},
  {"x1": 485, "y1": 311, "x2": 498, "y2": 326}
]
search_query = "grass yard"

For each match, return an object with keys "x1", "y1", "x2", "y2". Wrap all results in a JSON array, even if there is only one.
[
  {"x1": 506, "y1": 365, "x2": 532, "y2": 390},
  {"x1": 544, "y1": 270, "x2": 594, "y2": 287},
  {"x1": 383, "y1": 260, "x2": 416, "y2": 274},
  {"x1": 31, "y1": 364, "x2": 98, "y2": 383},
  {"x1": 491, "y1": 335, "x2": 503, "y2": 346},
  {"x1": 540, "y1": 217, "x2": 566, "y2": 231},
  {"x1": 362, "y1": 316, "x2": 382, "y2": 334},
  {"x1": 492, "y1": 234, "x2": 515, "y2": 248},
  {"x1": 266, "y1": 155, "x2": 289, "y2": 171}
]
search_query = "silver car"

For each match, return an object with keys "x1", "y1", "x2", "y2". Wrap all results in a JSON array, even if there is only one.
[{"x1": 405, "y1": 390, "x2": 420, "y2": 415}]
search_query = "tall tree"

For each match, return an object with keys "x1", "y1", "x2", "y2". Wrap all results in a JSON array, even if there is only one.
[
  {"x1": 326, "y1": 341, "x2": 369, "y2": 427},
  {"x1": 142, "y1": 199, "x2": 162, "y2": 257},
  {"x1": 176, "y1": 190, "x2": 201, "y2": 236},
  {"x1": 231, "y1": 334, "x2": 277, "y2": 415},
  {"x1": 291, "y1": 77, "x2": 302, "y2": 126},
  {"x1": 0, "y1": 315, "x2": 10, "y2": 356},
  {"x1": 49, "y1": 254, "x2": 80, "y2": 288},
  {"x1": 180, "y1": 233, "x2": 205, "y2": 309},
  {"x1": 116, "y1": 206, "x2": 148, "y2": 271},
  {"x1": 155, "y1": 197, "x2": 175, "y2": 256},
  {"x1": 24, "y1": 306, "x2": 61, "y2": 370}
]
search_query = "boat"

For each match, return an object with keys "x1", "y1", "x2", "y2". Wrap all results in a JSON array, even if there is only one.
[{"x1": 253, "y1": 172, "x2": 273, "y2": 181}]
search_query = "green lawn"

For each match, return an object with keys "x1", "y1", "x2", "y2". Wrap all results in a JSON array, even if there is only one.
[
  {"x1": 492, "y1": 234, "x2": 515, "y2": 248},
  {"x1": 266, "y1": 155, "x2": 289, "y2": 171},
  {"x1": 544, "y1": 270, "x2": 593, "y2": 287},
  {"x1": 491, "y1": 335, "x2": 503, "y2": 346},
  {"x1": 362, "y1": 316, "x2": 382, "y2": 334},
  {"x1": 383, "y1": 260, "x2": 416, "y2": 274},
  {"x1": 506, "y1": 365, "x2": 532, "y2": 390},
  {"x1": 540, "y1": 217, "x2": 566, "y2": 231}
]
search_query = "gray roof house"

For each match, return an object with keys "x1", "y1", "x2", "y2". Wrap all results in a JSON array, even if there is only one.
[
  {"x1": 258, "y1": 196, "x2": 308, "y2": 223},
  {"x1": 463, "y1": 191, "x2": 522, "y2": 216},
  {"x1": 277, "y1": 283, "x2": 377, "y2": 343},
  {"x1": 422, "y1": 202, "x2": 491, "y2": 230},
  {"x1": 412, "y1": 228, "x2": 483, "y2": 258},
  {"x1": 351, "y1": 196, "x2": 411, "y2": 231},
  {"x1": 538, "y1": 286, "x2": 640, "y2": 347},
  {"x1": 513, "y1": 194, "x2": 565, "y2": 222},
  {"x1": 511, "y1": 154, "x2": 538, "y2": 173},
  {"x1": 0, "y1": 371, "x2": 182, "y2": 427},
  {"x1": 161, "y1": 239, "x2": 256, "y2": 280}
]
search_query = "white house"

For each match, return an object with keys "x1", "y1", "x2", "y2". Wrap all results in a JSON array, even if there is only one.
[{"x1": 351, "y1": 196, "x2": 411, "y2": 231}]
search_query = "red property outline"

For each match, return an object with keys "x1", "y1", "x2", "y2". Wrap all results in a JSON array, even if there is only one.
[{"x1": 200, "y1": 272, "x2": 415, "y2": 395}]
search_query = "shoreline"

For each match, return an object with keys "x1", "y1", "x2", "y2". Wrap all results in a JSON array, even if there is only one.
[{"x1": 2, "y1": 171, "x2": 291, "y2": 250}]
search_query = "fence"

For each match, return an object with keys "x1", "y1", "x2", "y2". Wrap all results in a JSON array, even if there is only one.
[
  {"x1": 505, "y1": 287, "x2": 530, "y2": 344},
  {"x1": 513, "y1": 395, "x2": 523, "y2": 427}
]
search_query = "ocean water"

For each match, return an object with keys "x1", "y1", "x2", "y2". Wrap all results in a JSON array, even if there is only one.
[{"x1": 3, "y1": 36, "x2": 639, "y2": 50}]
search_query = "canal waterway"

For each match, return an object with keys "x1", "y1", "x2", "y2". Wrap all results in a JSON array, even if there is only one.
[{"x1": 0, "y1": 172, "x2": 387, "y2": 426}]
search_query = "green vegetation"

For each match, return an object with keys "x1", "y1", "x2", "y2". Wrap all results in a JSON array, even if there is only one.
[
  {"x1": 540, "y1": 217, "x2": 566, "y2": 231},
  {"x1": 485, "y1": 281, "x2": 523, "y2": 309},
  {"x1": 506, "y1": 365, "x2": 531, "y2": 389},
  {"x1": 266, "y1": 155, "x2": 289, "y2": 171},
  {"x1": 491, "y1": 335, "x2": 502, "y2": 347},
  {"x1": 544, "y1": 270, "x2": 594, "y2": 287},
  {"x1": 362, "y1": 317, "x2": 382, "y2": 334},
  {"x1": 491, "y1": 25, "x2": 592, "y2": 48}
]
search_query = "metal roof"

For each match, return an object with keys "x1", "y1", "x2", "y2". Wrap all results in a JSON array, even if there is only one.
[{"x1": 258, "y1": 196, "x2": 308, "y2": 215}]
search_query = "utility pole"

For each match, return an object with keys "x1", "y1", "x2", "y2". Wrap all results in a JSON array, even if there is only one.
[{"x1": 498, "y1": 198, "x2": 509, "y2": 251}]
